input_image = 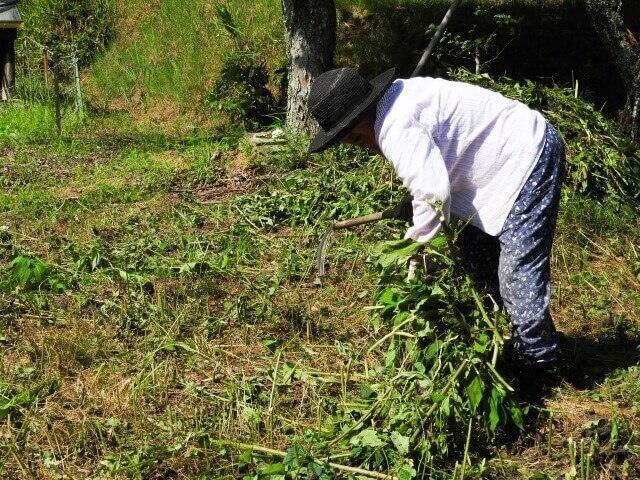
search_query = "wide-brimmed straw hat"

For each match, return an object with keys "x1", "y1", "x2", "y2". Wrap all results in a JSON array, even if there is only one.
[{"x1": 307, "y1": 67, "x2": 395, "y2": 153}]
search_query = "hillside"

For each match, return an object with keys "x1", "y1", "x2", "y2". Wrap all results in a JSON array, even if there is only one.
[{"x1": 78, "y1": 0, "x2": 622, "y2": 133}]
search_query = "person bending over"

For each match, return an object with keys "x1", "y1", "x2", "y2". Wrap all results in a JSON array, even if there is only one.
[{"x1": 306, "y1": 68, "x2": 565, "y2": 367}]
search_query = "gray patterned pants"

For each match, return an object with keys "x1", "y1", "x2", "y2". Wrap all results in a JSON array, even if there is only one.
[{"x1": 457, "y1": 123, "x2": 565, "y2": 363}]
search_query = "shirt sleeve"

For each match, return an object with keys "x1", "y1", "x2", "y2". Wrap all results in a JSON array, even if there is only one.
[{"x1": 377, "y1": 116, "x2": 451, "y2": 243}]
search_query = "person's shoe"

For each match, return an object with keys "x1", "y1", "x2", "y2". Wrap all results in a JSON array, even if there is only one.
[{"x1": 497, "y1": 343, "x2": 560, "y2": 402}]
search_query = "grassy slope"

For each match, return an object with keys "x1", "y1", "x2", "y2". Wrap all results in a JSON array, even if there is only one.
[
  {"x1": 83, "y1": 0, "x2": 605, "y2": 128},
  {"x1": 2, "y1": 0, "x2": 640, "y2": 478},
  {"x1": 84, "y1": 0, "x2": 282, "y2": 131}
]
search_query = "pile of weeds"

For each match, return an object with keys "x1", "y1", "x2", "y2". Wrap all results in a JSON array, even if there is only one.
[
  {"x1": 451, "y1": 69, "x2": 640, "y2": 203},
  {"x1": 278, "y1": 236, "x2": 525, "y2": 479},
  {"x1": 224, "y1": 235, "x2": 525, "y2": 479}
]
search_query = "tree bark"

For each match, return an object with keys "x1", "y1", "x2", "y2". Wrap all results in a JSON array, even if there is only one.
[
  {"x1": 281, "y1": 0, "x2": 336, "y2": 133},
  {"x1": 585, "y1": 0, "x2": 640, "y2": 140}
]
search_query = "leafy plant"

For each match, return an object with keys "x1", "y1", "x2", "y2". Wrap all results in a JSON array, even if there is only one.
[
  {"x1": 206, "y1": 50, "x2": 276, "y2": 125},
  {"x1": 19, "y1": 0, "x2": 117, "y2": 68},
  {"x1": 324, "y1": 234, "x2": 525, "y2": 476},
  {"x1": 428, "y1": 7, "x2": 518, "y2": 74},
  {"x1": 205, "y1": 3, "x2": 278, "y2": 126},
  {"x1": 0, "y1": 383, "x2": 46, "y2": 421},
  {"x1": 452, "y1": 69, "x2": 640, "y2": 202},
  {"x1": 3, "y1": 255, "x2": 67, "y2": 293}
]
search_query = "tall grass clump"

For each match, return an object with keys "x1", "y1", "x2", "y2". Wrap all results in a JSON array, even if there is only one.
[
  {"x1": 19, "y1": 0, "x2": 116, "y2": 65},
  {"x1": 205, "y1": 3, "x2": 281, "y2": 128},
  {"x1": 0, "y1": 103, "x2": 58, "y2": 143}
]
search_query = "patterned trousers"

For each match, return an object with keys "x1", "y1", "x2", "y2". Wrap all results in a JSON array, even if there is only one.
[{"x1": 456, "y1": 123, "x2": 565, "y2": 363}]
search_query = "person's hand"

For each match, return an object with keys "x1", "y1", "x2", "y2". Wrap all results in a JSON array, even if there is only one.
[{"x1": 391, "y1": 192, "x2": 414, "y2": 223}]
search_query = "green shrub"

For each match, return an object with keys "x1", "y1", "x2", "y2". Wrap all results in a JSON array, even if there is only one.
[
  {"x1": 15, "y1": 0, "x2": 116, "y2": 103},
  {"x1": 205, "y1": 50, "x2": 277, "y2": 127},
  {"x1": 452, "y1": 69, "x2": 640, "y2": 203},
  {"x1": 204, "y1": 3, "x2": 280, "y2": 127},
  {"x1": 19, "y1": 0, "x2": 117, "y2": 68}
]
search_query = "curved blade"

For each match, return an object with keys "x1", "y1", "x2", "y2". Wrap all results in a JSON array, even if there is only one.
[{"x1": 316, "y1": 225, "x2": 334, "y2": 276}]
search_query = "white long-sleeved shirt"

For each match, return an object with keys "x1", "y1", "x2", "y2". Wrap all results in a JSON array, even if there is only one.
[{"x1": 375, "y1": 77, "x2": 547, "y2": 241}]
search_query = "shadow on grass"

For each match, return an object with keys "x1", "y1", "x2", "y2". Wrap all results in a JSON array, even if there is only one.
[
  {"x1": 503, "y1": 328, "x2": 640, "y2": 407},
  {"x1": 559, "y1": 329, "x2": 640, "y2": 390}
]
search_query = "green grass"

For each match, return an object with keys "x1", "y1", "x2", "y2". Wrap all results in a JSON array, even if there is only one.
[
  {"x1": 1, "y1": 83, "x2": 639, "y2": 478},
  {"x1": 79, "y1": 0, "x2": 590, "y2": 129},
  {"x1": 13, "y1": 0, "x2": 600, "y2": 137},
  {"x1": 0, "y1": 104, "x2": 59, "y2": 143},
  {"x1": 85, "y1": 0, "x2": 283, "y2": 112}
]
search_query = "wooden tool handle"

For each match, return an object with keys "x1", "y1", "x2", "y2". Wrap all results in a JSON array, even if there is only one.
[
  {"x1": 332, "y1": 208, "x2": 398, "y2": 230},
  {"x1": 332, "y1": 211, "x2": 384, "y2": 230}
]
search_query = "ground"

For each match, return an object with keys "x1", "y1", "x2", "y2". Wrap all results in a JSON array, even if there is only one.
[{"x1": 0, "y1": 104, "x2": 639, "y2": 479}]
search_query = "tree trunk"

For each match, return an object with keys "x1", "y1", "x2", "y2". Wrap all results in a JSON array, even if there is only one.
[
  {"x1": 585, "y1": 0, "x2": 640, "y2": 140},
  {"x1": 281, "y1": 0, "x2": 336, "y2": 133}
]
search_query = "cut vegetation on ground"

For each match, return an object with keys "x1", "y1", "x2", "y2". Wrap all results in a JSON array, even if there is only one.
[{"x1": 1, "y1": 0, "x2": 640, "y2": 479}]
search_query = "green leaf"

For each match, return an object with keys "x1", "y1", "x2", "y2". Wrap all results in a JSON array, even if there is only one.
[
  {"x1": 397, "y1": 463, "x2": 417, "y2": 480},
  {"x1": 308, "y1": 461, "x2": 324, "y2": 476},
  {"x1": 413, "y1": 361, "x2": 425, "y2": 374},
  {"x1": 350, "y1": 428, "x2": 385, "y2": 448},
  {"x1": 581, "y1": 419, "x2": 604, "y2": 431},
  {"x1": 279, "y1": 362, "x2": 295, "y2": 386},
  {"x1": 429, "y1": 236, "x2": 447, "y2": 248},
  {"x1": 510, "y1": 404, "x2": 524, "y2": 430},
  {"x1": 390, "y1": 431, "x2": 410, "y2": 456},
  {"x1": 261, "y1": 339, "x2": 278, "y2": 353},
  {"x1": 378, "y1": 288, "x2": 400, "y2": 306},
  {"x1": 259, "y1": 462, "x2": 285, "y2": 475},
  {"x1": 488, "y1": 388, "x2": 501, "y2": 432},
  {"x1": 238, "y1": 450, "x2": 253, "y2": 467},
  {"x1": 0, "y1": 384, "x2": 43, "y2": 420},
  {"x1": 360, "y1": 384, "x2": 375, "y2": 399},
  {"x1": 385, "y1": 348, "x2": 396, "y2": 367},
  {"x1": 442, "y1": 396, "x2": 451, "y2": 417},
  {"x1": 430, "y1": 392, "x2": 446, "y2": 403},
  {"x1": 610, "y1": 418, "x2": 619, "y2": 445},
  {"x1": 424, "y1": 340, "x2": 441, "y2": 360},
  {"x1": 473, "y1": 333, "x2": 489, "y2": 353},
  {"x1": 373, "y1": 238, "x2": 426, "y2": 270},
  {"x1": 283, "y1": 445, "x2": 306, "y2": 468},
  {"x1": 466, "y1": 376, "x2": 484, "y2": 412}
]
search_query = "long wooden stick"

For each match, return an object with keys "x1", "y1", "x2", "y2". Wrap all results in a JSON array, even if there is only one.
[
  {"x1": 412, "y1": 0, "x2": 464, "y2": 77},
  {"x1": 216, "y1": 440, "x2": 399, "y2": 480}
]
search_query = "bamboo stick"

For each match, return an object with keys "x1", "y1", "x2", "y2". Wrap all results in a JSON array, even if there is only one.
[{"x1": 215, "y1": 439, "x2": 399, "y2": 480}]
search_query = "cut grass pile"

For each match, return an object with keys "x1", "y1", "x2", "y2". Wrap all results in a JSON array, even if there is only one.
[{"x1": 452, "y1": 70, "x2": 640, "y2": 203}]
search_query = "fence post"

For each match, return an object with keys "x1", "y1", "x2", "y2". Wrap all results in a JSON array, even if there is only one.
[
  {"x1": 52, "y1": 50, "x2": 61, "y2": 135},
  {"x1": 43, "y1": 49, "x2": 49, "y2": 90},
  {"x1": 72, "y1": 50, "x2": 84, "y2": 117}
]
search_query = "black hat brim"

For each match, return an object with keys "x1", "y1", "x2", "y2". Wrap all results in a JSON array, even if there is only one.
[{"x1": 307, "y1": 67, "x2": 396, "y2": 154}]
